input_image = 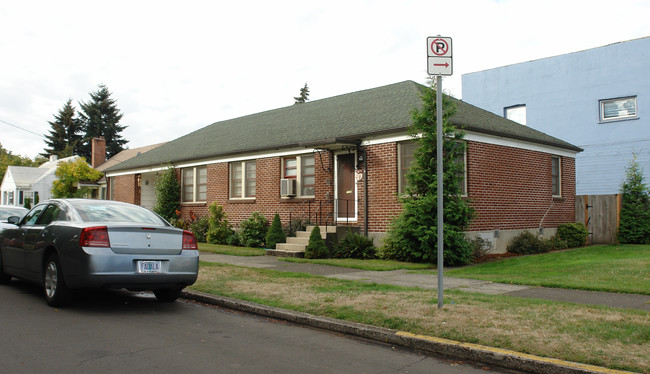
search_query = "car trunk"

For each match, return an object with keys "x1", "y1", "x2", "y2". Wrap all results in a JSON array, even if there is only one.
[{"x1": 107, "y1": 226, "x2": 183, "y2": 255}]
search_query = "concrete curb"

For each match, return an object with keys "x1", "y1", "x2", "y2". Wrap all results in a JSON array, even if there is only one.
[{"x1": 182, "y1": 290, "x2": 633, "y2": 374}]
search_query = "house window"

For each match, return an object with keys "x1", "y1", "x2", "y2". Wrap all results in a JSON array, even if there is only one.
[
  {"x1": 18, "y1": 191, "x2": 24, "y2": 205},
  {"x1": 282, "y1": 155, "x2": 315, "y2": 197},
  {"x1": 8, "y1": 191, "x2": 14, "y2": 205},
  {"x1": 551, "y1": 156, "x2": 561, "y2": 197},
  {"x1": 600, "y1": 96, "x2": 637, "y2": 122},
  {"x1": 504, "y1": 105, "x2": 527, "y2": 125},
  {"x1": 230, "y1": 161, "x2": 256, "y2": 199},
  {"x1": 182, "y1": 166, "x2": 207, "y2": 203},
  {"x1": 398, "y1": 141, "x2": 467, "y2": 196}
]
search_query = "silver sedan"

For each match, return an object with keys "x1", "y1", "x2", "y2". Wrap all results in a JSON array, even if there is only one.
[{"x1": 0, "y1": 199, "x2": 199, "y2": 306}]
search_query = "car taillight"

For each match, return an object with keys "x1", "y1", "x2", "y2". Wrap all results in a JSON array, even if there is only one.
[
  {"x1": 182, "y1": 230, "x2": 198, "y2": 250},
  {"x1": 79, "y1": 226, "x2": 111, "y2": 247}
]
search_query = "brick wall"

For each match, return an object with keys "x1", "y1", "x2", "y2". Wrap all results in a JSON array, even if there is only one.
[
  {"x1": 118, "y1": 140, "x2": 575, "y2": 235},
  {"x1": 112, "y1": 175, "x2": 138, "y2": 205}
]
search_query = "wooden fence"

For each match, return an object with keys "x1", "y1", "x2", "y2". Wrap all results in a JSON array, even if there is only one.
[{"x1": 575, "y1": 194, "x2": 621, "y2": 244}]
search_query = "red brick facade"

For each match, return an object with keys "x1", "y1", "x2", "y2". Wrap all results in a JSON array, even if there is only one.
[{"x1": 109, "y1": 138, "x2": 576, "y2": 249}]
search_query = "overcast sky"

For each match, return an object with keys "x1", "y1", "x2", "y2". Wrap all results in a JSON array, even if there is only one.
[{"x1": 1, "y1": 0, "x2": 648, "y2": 159}]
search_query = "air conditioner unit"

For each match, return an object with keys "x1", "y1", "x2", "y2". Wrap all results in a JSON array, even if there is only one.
[{"x1": 280, "y1": 179, "x2": 296, "y2": 197}]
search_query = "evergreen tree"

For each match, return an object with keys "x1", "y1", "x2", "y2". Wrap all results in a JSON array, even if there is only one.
[
  {"x1": 41, "y1": 99, "x2": 82, "y2": 158},
  {"x1": 304, "y1": 225, "x2": 328, "y2": 259},
  {"x1": 617, "y1": 154, "x2": 650, "y2": 244},
  {"x1": 153, "y1": 167, "x2": 181, "y2": 222},
  {"x1": 265, "y1": 213, "x2": 286, "y2": 249},
  {"x1": 78, "y1": 84, "x2": 128, "y2": 159},
  {"x1": 381, "y1": 79, "x2": 474, "y2": 266},
  {"x1": 293, "y1": 83, "x2": 310, "y2": 104}
]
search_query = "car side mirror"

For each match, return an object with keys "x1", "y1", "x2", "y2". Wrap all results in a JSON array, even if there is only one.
[{"x1": 7, "y1": 216, "x2": 21, "y2": 225}]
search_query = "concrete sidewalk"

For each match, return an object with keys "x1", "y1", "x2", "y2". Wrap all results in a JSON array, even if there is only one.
[{"x1": 199, "y1": 252, "x2": 650, "y2": 311}]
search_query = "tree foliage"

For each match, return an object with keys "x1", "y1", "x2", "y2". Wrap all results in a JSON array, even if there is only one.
[
  {"x1": 51, "y1": 158, "x2": 102, "y2": 198},
  {"x1": 41, "y1": 99, "x2": 82, "y2": 158},
  {"x1": 0, "y1": 143, "x2": 45, "y2": 183},
  {"x1": 617, "y1": 155, "x2": 650, "y2": 244},
  {"x1": 153, "y1": 167, "x2": 181, "y2": 222},
  {"x1": 206, "y1": 203, "x2": 235, "y2": 245},
  {"x1": 381, "y1": 80, "x2": 474, "y2": 266},
  {"x1": 78, "y1": 84, "x2": 128, "y2": 159},
  {"x1": 293, "y1": 83, "x2": 310, "y2": 104},
  {"x1": 265, "y1": 213, "x2": 286, "y2": 249}
]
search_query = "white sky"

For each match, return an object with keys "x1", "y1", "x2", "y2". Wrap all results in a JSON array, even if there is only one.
[{"x1": 1, "y1": 0, "x2": 648, "y2": 159}]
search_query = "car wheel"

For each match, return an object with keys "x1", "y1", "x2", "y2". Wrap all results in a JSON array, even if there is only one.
[
  {"x1": 0, "y1": 249, "x2": 11, "y2": 284},
  {"x1": 43, "y1": 254, "x2": 73, "y2": 307},
  {"x1": 153, "y1": 287, "x2": 183, "y2": 302}
]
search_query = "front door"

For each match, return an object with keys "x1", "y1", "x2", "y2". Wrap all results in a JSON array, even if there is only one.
[{"x1": 336, "y1": 153, "x2": 356, "y2": 220}]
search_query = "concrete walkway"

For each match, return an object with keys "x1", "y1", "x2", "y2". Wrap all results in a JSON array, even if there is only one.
[{"x1": 199, "y1": 252, "x2": 650, "y2": 311}]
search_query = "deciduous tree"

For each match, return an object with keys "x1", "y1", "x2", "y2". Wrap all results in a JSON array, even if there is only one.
[{"x1": 51, "y1": 158, "x2": 102, "y2": 198}]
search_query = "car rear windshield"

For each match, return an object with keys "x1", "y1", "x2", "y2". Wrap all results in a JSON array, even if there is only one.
[{"x1": 71, "y1": 201, "x2": 166, "y2": 225}]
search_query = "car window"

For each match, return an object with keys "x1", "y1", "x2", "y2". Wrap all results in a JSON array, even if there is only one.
[
  {"x1": 21, "y1": 205, "x2": 47, "y2": 226},
  {"x1": 37, "y1": 204, "x2": 65, "y2": 225},
  {"x1": 71, "y1": 201, "x2": 165, "y2": 225},
  {"x1": 0, "y1": 207, "x2": 28, "y2": 220}
]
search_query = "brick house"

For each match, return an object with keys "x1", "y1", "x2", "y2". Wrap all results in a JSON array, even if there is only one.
[{"x1": 104, "y1": 81, "x2": 582, "y2": 251}]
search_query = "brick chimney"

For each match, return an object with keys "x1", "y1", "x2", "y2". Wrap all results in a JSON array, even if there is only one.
[{"x1": 91, "y1": 137, "x2": 106, "y2": 168}]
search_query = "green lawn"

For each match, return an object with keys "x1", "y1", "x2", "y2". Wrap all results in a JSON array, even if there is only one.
[
  {"x1": 198, "y1": 243, "x2": 266, "y2": 256},
  {"x1": 446, "y1": 244, "x2": 650, "y2": 294},
  {"x1": 281, "y1": 257, "x2": 434, "y2": 271}
]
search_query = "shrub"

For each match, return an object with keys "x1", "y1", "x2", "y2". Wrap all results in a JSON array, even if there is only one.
[
  {"x1": 283, "y1": 218, "x2": 307, "y2": 237},
  {"x1": 24, "y1": 197, "x2": 32, "y2": 210},
  {"x1": 469, "y1": 235, "x2": 493, "y2": 261},
  {"x1": 190, "y1": 217, "x2": 210, "y2": 243},
  {"x1": 305, "y1": 225, "x2": 329, "y2": 259},
  {"x1": 265, "y1": 213, "x2": 286, "y2": 249},
  {"x1": 507, "y1": 231, "x2": 550, "y2": 255},
  {"x1": 239, "y1": 212, "x2": 268, "y2": 248},
  {"x1": 557, "y1": 223, "x2": 589, "y2": 248},
  {"x1": 544, "y1": 235, "x2": 568, "y2": 250},
  {"x1": 153, "y1": 167, "x2": 180, "y2": 222},
  {"x1": 333, "y1": 230, "x2": 376, "y2": 259},
  {"x1": 206, "y1": 203, "x2": 235, "y2": 245}
]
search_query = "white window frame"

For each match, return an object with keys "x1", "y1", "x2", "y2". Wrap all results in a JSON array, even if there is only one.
[
  {"x1": 182, "y1": 166, "x2": 207, "y2": 203},
  {"x1": 504, "y1": 104, "x2": 527, "y2": 125},
  {"x1": 281, "y1": 154, "x2": 315, "y2": 198},
  {"x1": 230, "y1": 160, "x2": 256, "y2": 199},
  {"x1": 398, "y1": 140, "x2": 467, "y2": 197},
  {"x1": 551, "y1": 156, "x2": 561, "y2": 197},
  {"x1": 599, "y1": 96, "x2": 637, "y2": 122}
]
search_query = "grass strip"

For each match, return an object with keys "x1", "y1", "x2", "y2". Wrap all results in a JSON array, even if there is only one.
[
  {"x1": 447, "y1": 245, "x2": 650, "y2": 295},
  {"x1": 280, "y1": 257, "x2": 434, "y2": 271},
  {"x1": 191, "y1": 262, "x2": 649, "y2": 372},
  {"x1": 198, "y1": 243, "x2": 266, "y2": 256}
]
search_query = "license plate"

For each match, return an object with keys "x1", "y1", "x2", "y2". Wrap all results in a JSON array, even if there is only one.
[{"x1": 137, "y1": 261, "x2": 161, "y2": 273}]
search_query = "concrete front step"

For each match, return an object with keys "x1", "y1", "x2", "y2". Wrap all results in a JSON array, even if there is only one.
[{"x1": 272, "y1": 225, "x2": 335, "y2": 255}]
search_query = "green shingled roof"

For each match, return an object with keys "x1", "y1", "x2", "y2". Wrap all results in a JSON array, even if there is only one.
[{"x1": 107, "y1": 80, "x2": 581, "y2": 173}]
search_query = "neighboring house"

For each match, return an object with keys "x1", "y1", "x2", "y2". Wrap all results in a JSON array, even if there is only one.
[
  {"x1": 90, "y1": 137, "x2": 165, "y2": 204},
  {"x1": 0, "y1": 155, "x2": 80, "y2": 207},
  {"x1": 461, "y1": 37, "x2": 650, "y2": 196},
  {"x1": 105, "y1": 81, "x2": 581, "y2": 251}
]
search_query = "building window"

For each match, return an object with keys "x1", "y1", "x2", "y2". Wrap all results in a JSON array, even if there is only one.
[
  {"x1": 398, "y1": 141, "x2": 467, "y2": 196},
  {"x1": 182, "y1": 166, "x2": 207, "y2": 203},
  {"x1": 282, "y1": 155, "x2": 315, "y2": 197},
  {"x1": 504, "y1": 105, "x2": 526, "y2": 125},
  {"x1": 600, "y1": 97, "x2": 637, "y2": 122},
  {"x1": 551, "y1": 156, "x2": 561, "y2": 197},
  {"x1": 230, "y1": 161, "x2": 256, "y2": 199}
]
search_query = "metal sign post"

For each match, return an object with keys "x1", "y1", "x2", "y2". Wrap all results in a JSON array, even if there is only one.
[{"x1": 427, "y1": 36, "x2": 452, "y2": 309}]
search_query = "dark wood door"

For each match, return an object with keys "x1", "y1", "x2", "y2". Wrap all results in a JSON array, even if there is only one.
[{"x1": 336, "y1": 153, "x2": 355, "y2": 219}]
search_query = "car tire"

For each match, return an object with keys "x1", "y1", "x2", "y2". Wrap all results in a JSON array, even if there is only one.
[
  {"x1": 153, "y1": 287, "x2": 183, "y2": 302},
  {"x1": 0, "y1": 249, "x2": 11, "y2": 284},
  {"x1": 43, "y1": 254, "x2": 73, "y2": 307}
]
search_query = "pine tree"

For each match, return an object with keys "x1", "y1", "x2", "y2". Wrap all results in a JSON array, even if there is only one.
[
  {"x1": 381, "y1": 79, "x2": 474, "y2": 266},
  {"x1": 293, "y1": 83, "x2": 310, "y2": 104},
  {"x1": 78, "y1": 84, "x2": 128, "y2": 159},
  {"x1": 41, "y1": 99, "x2": 82, "y2": 158},
  {"x1": 617, "y1": 155, "x2": 650, "y2": 244},
  {"x1": 265, "y1": 213, "x2": 286, "y2": 249}
]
